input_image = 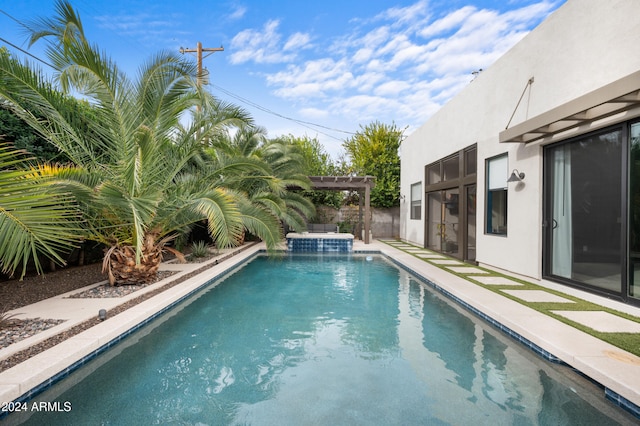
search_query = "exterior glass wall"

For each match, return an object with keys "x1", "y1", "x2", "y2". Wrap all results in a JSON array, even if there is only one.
[
  {"x1": 424, "y1": 146, "x2": 476, "y2": 261},
  {"x1": 427, "y1": 192, "x2": 442, "y2": 251},
  {"x1": 629, "y1": 122, "x2": 640, "y2": 300},
  {"x1": 544, "y1": 126, "x2": 624, "y2": 296},
  {"x1": 466, "y1": 185, "x2": 477, "y2": 261}
]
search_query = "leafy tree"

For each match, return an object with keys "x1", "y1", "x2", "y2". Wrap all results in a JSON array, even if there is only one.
[
  {"x1": 0, "y1": 1, "x2": 282, "y2": 284},
  {"x1": 276, "y1": 134, "x2": 343, "y2": 209},
  {"x1": 0, "y1": 48, "x2": 73, "y2": 163},
  {"x1": 0, "y1": 106, "x2": 63, "y2": 162},
  {"x1": 342, "y1": 121, "x2": 404, "y2": 208}
]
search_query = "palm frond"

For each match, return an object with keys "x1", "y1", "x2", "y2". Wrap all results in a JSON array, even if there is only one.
[
  {"x1": 0, "y1": 144, "x2": 84, "y2": 278},
  {"x1": 235, "y1": 198, "x2": 282, "y2": 249},
  {"x1": 186, "y1": 188, "x2": 245, "y2": 248}
]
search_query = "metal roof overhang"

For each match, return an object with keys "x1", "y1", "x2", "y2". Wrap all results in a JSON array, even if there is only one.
[{"x1": 500, "y1": 70, "x2": 640, "y2": 144}]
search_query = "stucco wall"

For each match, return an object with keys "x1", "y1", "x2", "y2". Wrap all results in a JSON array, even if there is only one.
[
  {"x1": 400, "y1": 0, "x2": 640, "y2": 279},
  {"x1": 315, "y1": 205, "x2": 400, "y2": 239}
]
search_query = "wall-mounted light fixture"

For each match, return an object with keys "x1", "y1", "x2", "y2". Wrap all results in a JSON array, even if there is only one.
[
  {"x1": 507, "y1": 169, "x2": 525, "y2": 183},
  {"x1": 399, "y1": 194, "x2": 406, "y2": 202},
  {"x1": 98, "y1": 309, "x2": 107, "y2": 321}
]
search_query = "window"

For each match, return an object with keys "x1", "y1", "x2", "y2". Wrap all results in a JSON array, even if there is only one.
[
  {"x1": 465, "y1": 147, "x2": 477, "y2": 175},
  {"x1": 486, "y1": 154, "x2": 508, "y2": 235},
  {"x1": 443, "y1": 154, "x2": 459, "y2": 181},
  {"x1": 410, "y1": 182, "x2": 422, "y2": 220},
  {"x1": 426, "y1": 163, "x2": 440, "y2": 184}
]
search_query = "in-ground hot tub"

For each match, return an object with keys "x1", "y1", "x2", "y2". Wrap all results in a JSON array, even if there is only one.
[{"x1": 286, "y1": 232, "x2": 354, "y2": 252}]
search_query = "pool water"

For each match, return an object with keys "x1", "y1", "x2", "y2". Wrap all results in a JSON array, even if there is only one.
[{"x1": 14, "y1": 255, "x2": 637, "y2": 425}]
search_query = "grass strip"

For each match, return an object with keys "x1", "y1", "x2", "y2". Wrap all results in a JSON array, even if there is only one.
[{"x1": 380, "y1": 239, "x2": 640, "y2": 357}]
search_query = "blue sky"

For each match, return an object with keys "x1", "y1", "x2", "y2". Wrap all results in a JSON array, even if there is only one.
[{"x1": 0, "y1": 0, "x2": 565, "y2": 159}]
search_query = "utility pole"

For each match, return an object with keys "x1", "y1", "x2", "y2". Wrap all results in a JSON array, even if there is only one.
[
  {"x1": 179, "y1": 42, "x2": 224, "y2": 141},
  {"x1": 180, "y1": 42, "x2": 224, "y2": 85}
]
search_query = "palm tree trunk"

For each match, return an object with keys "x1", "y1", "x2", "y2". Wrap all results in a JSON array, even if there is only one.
[{"x1": 103, "y1": 244, "x2": 162, "y2": 286}]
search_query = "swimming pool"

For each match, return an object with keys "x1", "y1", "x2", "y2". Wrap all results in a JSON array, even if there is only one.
[{"x1": 7, "y1": 254, "x2": 638, "y2": 424}]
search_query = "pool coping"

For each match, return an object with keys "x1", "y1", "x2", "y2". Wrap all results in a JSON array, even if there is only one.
[
  {"x1": 1, "y1": 240, "x2": 639, "y2": 420},
  {"x1": 373, "y1": 241, "x2": 640, "y2": 419},
  {"x1": 0, "y1": 243, "x2": 264, "y2": 415}
]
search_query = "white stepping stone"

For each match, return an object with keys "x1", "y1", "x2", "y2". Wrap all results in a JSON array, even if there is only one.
[
  {"x1": 416, "y1": 254, "x2": 446, "y2": 259},
  {"x1": 473, "y1": 276, "x2": 523, "y2": 286},
  {"x1": 501, "y1": 290, "x2": 574, "y2": 304},
  {"x1": 551, "y1": 311, "x2": 640, "y2": 333},
  {"x1": 430, "y1": 259, "x2": 464, "y2": 265},
  {"x1": 447, "y1": 266, "x2": 489, "y2": 274}
]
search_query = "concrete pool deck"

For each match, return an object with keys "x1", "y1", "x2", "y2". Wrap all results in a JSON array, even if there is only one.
[{"x1": 1, "y1": 239, "x2": 639, "y2": 419}]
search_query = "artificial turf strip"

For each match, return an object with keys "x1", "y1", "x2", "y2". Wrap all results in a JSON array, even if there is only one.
[{"x1": 381, "y1": 239, "x2": 640, "y2": 358}]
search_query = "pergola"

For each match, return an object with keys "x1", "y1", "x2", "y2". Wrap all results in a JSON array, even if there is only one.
[{"x1": 308, "y1": 176, "x2": 376, "y2": 244}]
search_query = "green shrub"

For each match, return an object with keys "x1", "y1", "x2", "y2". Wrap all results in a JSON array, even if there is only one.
[{"x1": 190, "y1": 241, "x2": 209, "y2": 258}]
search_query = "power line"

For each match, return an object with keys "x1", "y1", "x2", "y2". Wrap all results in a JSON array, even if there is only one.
[
  {"x1": 0, "y1": 9, "x2": 57, "y2": 69},
  {"x1": 210, "y1": 83, "x2": 355, "y2": 140},
  {"x1": 0, "y1": 36, "x2": 55, "y2": 69},
  {"x1": 1, "y1": 8, "x2": 355, "y2": 142},
  {"x1": 0, "y1": 9, "x2": 25, "y2": 27}
]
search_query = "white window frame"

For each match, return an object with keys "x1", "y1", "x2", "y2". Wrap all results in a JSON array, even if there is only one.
[
  {"x1": 486, "y1": 154, "x2": 508, "y2": 235},
  {"x1": 410, "y1": 182, "x2": 422, "y2": 220}
]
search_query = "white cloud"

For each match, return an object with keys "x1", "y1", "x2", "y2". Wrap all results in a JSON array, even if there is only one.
[
  {"x1": 364, "y1": 59, "x2": 387, "y2": 73},
  {"x1": 331, "y1": 94, "x2": 391, "y2": 119},
  {"x1": 387, "y1": 41, "x2": 427, "y2": 70},
  {"x1": 228, "y1": 0, "x2": 561, "y2": 154},
  {"x1": 273, "y1": 82, "x2": 325, "y2": 99},
  {"x1": 353, "y1": 72, "x2": 386, "y2": 92},
  {"x1": 283, "y1": 32, "x2": 312, "y2": 51},
  {"x1": 372, "y1": 0, "x2": 430, "y2": 28},
  {"x1": 410, "y1": 2, "x2": 558, "y2": 76},
  {"x1": 418, "y1": 6, "x2": 476, "y2": 38},
  {"x1": 353, "y1": 47, "x2": 374, "y2": 64},
  {"x1": 359, "y1": 26, "x2": 392, "y2": 51},
  {"x1": 228, "y1": 4, "x2": 247, "y2": 20},
  {"x1": 94, "y1": 11, "x2": 189, "y2": 47},
  {"x1": 374, "y1": 80, "x2": 411, "y2": 96},
  {"x1": 266, "y1": 58, "x2": 355, "y2": 98},
  {"x1": 95, "y1": 13, "x2": 177, "y2": 36},
  {"x1": 230, "y1": 20, "x2": 300, "y2": 64}
]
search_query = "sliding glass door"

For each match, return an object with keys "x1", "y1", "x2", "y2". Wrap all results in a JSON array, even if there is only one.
[
  {"x1": 629, "y1": 122, "x2": 640, "y2": 300},
  {"x1": 427, "y1": 192, "x2": 443, "y2": 252},
  {"x1": 426, "y1": 189, "x2": 459, "y2": 254},
  {"x1": 544, "y1": 127, "x2": 623, "y2": 294},
  {"x1": 466, "y1": 185, "x2": 476, "y2": 261}
]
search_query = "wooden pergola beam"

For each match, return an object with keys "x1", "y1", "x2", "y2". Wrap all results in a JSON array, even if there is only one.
[{"x1": 307, "y1": 176, "x2": 376, "y2": 244}]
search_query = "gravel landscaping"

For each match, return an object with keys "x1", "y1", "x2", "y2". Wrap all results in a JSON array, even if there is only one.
[{"x1": 0, "y1": 249, "x2": 232, "y2": 373}]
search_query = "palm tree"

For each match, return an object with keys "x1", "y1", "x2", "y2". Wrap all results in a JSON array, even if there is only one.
[
  {"x1": 209, "y1": 125, "x2": 315, "y2": 237},
  {"x1": 257, "y1": 139, "x2": 316, "y2": 232},
  {"x1": 0, "y1": 143, "x2": 83, "y2": 279},
  {"x1": 0, "y1": 1, "x2": 282, "y2": 285}
]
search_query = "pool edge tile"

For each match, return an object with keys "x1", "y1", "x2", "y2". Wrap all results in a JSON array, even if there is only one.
[
  {"x1": 0, "y1": 244, "x2": 264, "y2": 414},
  {"x1": 2, "y1": 240, "x2": 639, "y2": 422}
]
